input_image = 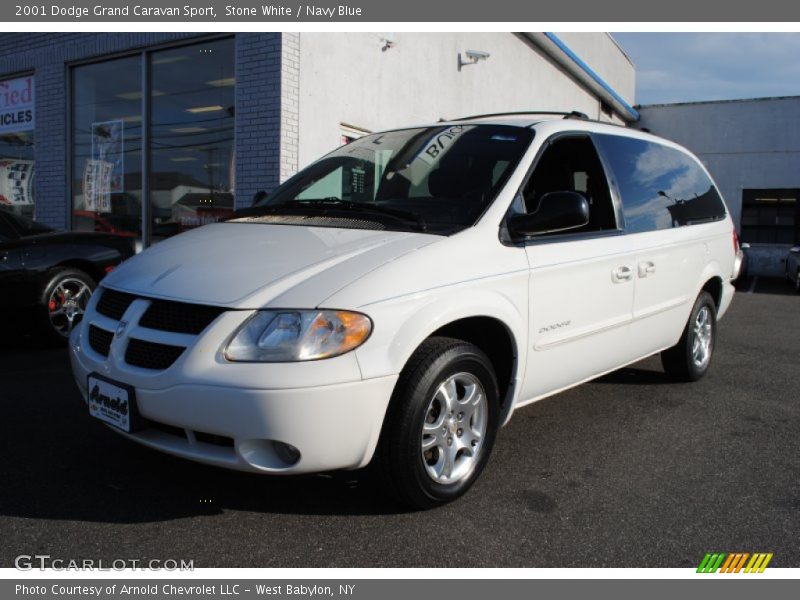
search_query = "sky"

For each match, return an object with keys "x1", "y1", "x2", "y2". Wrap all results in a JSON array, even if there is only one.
[{"x1": 612, "y1": 33, "x2": 800, "y2": 106}]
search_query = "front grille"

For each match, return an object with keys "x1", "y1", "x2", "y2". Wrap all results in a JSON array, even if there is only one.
[
  {"x1": 88, "y1": 325, "x2": 113, "y2": 357},
  {"x1": 125, "y1": 338, "x2": 185, "y2": 370},
  {"x1": 140, "y1": 299, "x2": 225, "y2": 334},
  {"x1": 96, "y1": 288, "x2": 136, "y2": 320}
]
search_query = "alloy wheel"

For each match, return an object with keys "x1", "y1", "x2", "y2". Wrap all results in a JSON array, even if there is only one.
[
  {"x1": 48, "y1": 277, "x2": 92, "y2": 337},
  {"x1": 420, "y1": 372, "x2": 488, "y2": 485},
  {"x1": 691, "y1": 305, "x2": 713, "y2": 369}
]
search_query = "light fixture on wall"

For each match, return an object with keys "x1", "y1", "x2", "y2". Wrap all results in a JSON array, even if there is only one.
[{"x1": 458, "y1": 50, "x2": 491, "y2": 71}]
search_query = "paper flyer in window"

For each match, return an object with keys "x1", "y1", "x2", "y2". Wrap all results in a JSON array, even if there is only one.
[
  {"x1": 90, "y1": 119, "x2": 124, "y2": 194},
  {"x1": 82, "y1": 158, "x2": 113, "y2": 213},
  {"x1": 0, "y1": 158, "x2": 33, "y2": 206}
]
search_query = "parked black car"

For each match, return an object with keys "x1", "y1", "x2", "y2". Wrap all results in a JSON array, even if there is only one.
[{"x1": 0, "y1": 210, "x2": 135, "y2": 342}]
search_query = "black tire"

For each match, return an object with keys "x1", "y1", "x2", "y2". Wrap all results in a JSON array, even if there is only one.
[
  {"x1": 37, "y1": 267, "x2": 96, "y2": 345},
  {"x1": 794, "y1": 269, "x2": 800, "y2": 294},
  {"x1": 661, "y1": 291, "x2": 716, "y2": 382},
  {"x1": 374, "y1": 336, "x2": 500, "y2": 509}
]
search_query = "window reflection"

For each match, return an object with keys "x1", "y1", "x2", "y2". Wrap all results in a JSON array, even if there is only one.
[
  {"x1": 71, "y1": 56, "x2": 142, "y2": 241},
  {"x1": 595, "y1": 135, "x2": 726, "y2": 233},
  {"x1": 150, "y1": 38, "x2": 235, "y2": 242}
]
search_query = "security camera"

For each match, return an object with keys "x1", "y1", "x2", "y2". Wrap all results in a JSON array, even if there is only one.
[
  {"x1": 458, "y1": 50, "x2": 491, "y2": 71},
  {"x1": 465, "y1": 50, "x2": 490, "y2": 61}
]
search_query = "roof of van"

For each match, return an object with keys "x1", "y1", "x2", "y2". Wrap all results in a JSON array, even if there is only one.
[{"x1": 414, "y1": 112, "x2": 695, "y2": 154}]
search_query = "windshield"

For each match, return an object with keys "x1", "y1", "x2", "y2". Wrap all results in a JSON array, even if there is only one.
[{"x1": 245, "y1": 124, "x2": 533, "y2": 234}]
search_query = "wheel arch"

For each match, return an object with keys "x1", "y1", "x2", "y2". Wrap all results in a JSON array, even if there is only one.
[
  {"x1": 427, "y1": 316, "x2": 518, "y2": 424},
  {"x1": 359, "y1": 290, "x2": 527, "y2": 427},
  {"x1": 696, "y1": 260, "x2": 724, "y2": 314},
  {"x1": 53, "y1": 259, "x2": 102, "y2": 284}
]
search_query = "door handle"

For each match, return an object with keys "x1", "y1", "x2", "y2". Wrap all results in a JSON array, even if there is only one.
[
  {"x1": 638, "y1": 261, "x2": 656, "y2": 277},
  {"x1": 612, "y1": 265, "x2": 633, "y2": 283}
]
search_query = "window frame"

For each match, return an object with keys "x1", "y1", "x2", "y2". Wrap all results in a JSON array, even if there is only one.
[
  {"x1": 501, "y1": 130, "x2": 625, "y2": 246},
  {"x1": 66, "y1": 34, "x2": 234, "y2": 249}
]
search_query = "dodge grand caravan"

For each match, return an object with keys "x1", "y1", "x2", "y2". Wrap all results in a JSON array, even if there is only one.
[{"x1": 69, "y1": 112, "x2": 741, "y2": 508}]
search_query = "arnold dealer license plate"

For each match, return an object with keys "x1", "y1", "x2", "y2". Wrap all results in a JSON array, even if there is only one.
[{"x1": 87, "y1": 374, "x2": 135, "y2": 432}]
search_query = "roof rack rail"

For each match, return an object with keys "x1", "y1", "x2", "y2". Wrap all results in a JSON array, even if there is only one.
[{"x1": 451, "y1": 110, "x2": 590, "y2": 122}]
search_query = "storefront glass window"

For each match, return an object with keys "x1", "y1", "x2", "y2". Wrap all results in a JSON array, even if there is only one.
[
  {"x1": 71, "y1": 56, "x2": 143, "y2": 241},
  {"x1": 0, "y1": 75, "x2": 35, "y2": 219},
  {"x1": 149, "y1": 38, "x2": 235, "y2": 242},
  {"x1": 70, "y1": 37, "x2": 235, "y2": 248}
]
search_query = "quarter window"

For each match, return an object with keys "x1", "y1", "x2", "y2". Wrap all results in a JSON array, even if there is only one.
[{"x1": 594, "y1": 134, "x2": 726, "y2": 233}]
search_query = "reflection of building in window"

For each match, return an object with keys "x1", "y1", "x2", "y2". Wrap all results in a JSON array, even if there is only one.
[
  {"x1": 664, "y1": 186, "x2": 726, "y2": 227},
  {"x1": 70, "y1": 38, "x2": 235, "y2": 244}
]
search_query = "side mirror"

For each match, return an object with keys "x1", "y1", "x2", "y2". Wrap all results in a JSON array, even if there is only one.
[
  {"x1": 508, "y1": 191, "x2": 590, "y2": 238},
  {"x1": 252, "y1": 190, "x2": 268, "y2": 206}
]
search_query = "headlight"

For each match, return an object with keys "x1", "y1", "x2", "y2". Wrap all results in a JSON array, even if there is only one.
[{"x1": 224, "y1": 310, "x2": 372, "y2": 362}]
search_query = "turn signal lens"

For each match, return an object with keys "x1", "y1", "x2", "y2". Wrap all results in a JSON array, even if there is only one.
[{"x1": 224, "y1": 310, "x2": 372, "y2": 362}]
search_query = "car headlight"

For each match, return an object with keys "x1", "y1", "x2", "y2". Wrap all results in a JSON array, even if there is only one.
[{"x1": 224, "y1": 310, "x2": 372, "y2": 362}]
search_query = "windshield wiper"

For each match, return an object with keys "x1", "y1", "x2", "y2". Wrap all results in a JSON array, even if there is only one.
[{"x1": 253, "y1": 198, "x2": 428, "y2": 231}]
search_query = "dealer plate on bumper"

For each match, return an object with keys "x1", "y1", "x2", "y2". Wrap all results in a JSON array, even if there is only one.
[{"x1": 87, "y1": 374, "x2": 139, "y2": 433}]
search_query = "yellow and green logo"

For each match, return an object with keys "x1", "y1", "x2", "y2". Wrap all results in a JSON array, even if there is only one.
[{"x1": 697, "y1": 552, "x2": 773, "y2": 573}]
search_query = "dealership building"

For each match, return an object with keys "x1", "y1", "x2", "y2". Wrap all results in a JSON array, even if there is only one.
[
  {"x1": 0, "y1": 32, "x2": 636, "y2": 247},
  {"x1": 639, "y1": 96, "x2": 800, "y2": 276}
]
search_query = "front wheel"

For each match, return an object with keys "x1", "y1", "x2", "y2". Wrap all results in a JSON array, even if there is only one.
[
  {"x1": 661, "y1": 291, "x2": 716, "y2": 382},
  {"x1": 375, "y1": 337, "x2": 500, "y2": 509}
]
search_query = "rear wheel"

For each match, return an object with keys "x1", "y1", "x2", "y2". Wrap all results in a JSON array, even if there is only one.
[
  {"x1": 661, "y1": 291, "x2": 716, "y2": 382},
  {"x1": 794, "y1": 269, "x2": 800, "y2": 294},
  {"x1": 375, "y1": 337, "x2": 500, "y2": 509},
  {"x1": 38, "y1": 268, "x2": 95, "y2": 344}
]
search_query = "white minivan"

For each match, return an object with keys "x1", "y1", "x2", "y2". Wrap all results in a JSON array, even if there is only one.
[{"x1": 69, "y1": 113, "x2": 741, "y2": 508}]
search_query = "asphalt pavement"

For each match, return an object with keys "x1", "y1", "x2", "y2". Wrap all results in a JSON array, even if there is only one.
[{"x1": 1, "y1": 278, "x2": 798, "y2": 568}]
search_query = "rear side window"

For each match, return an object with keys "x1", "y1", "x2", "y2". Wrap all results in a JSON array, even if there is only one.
[{"x1": 593, "y1": 134, "x2": 726, "y2": 233}]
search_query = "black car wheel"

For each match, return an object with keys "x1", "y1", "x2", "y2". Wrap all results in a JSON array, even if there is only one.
[{"x1": 38, "y1": 268, "x2": 96, "y2": 344}]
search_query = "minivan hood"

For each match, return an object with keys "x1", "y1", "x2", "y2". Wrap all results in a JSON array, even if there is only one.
[{"x1": 102, "y1": 223, "x2": 439, "y2": 308}]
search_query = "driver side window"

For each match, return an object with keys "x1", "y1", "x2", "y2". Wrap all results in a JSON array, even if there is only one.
[{"x1": 523, "y1": 136, "x2": 617, "y2": 233}]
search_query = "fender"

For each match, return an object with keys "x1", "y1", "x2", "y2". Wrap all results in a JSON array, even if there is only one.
[{"x1": 353, "y1": 280, "x2": 528, "y2": 422}]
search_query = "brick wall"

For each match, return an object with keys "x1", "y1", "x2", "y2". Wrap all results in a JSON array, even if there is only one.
[
  {"x1": 233, "y1": 33, "x2": 283, "y2": 209},
  {"x1": 280, "y1": 33, "x2": 300, "y2": 183}
]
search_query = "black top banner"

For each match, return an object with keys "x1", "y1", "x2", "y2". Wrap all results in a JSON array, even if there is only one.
[{"x1": 6, "y1": 0, "x2": 800, "y2": 21}]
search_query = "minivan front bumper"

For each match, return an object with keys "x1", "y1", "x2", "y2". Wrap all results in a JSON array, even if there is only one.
[{"x1": 69, "y1": 310, "x2": 397, "y2": 475}]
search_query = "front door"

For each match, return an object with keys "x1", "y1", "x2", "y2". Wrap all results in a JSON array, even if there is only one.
[{"x1": 518, "y1": 135, "x2": 638, "y2": 402}]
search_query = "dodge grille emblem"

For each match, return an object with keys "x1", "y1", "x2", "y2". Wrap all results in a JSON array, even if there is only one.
[{"x1": 115, "y1": 321, "x2": 128, "y2": 337}]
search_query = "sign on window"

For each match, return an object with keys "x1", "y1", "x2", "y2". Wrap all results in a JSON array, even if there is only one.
[{"x1": 0, "y1": 76, "x2": 34, "y2": 135}]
